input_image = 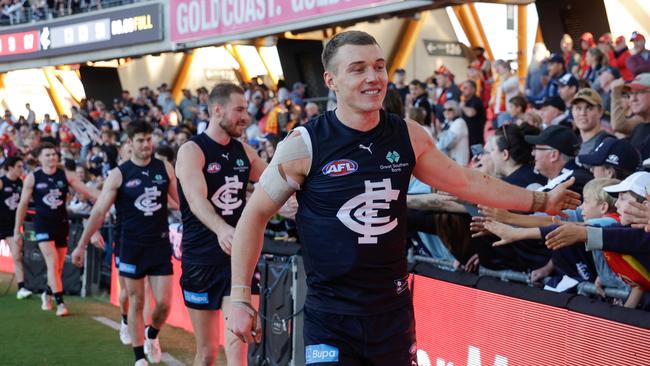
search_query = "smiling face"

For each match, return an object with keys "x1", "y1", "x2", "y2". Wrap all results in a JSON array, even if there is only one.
[
  {"x1": 216, "y1": 92, "x2": 250, "y2": 138},
  {"x1": 323, "y1": 43, "x2": 388, "y2": 116}
]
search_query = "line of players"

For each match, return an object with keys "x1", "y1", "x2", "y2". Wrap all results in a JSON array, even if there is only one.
[{"x1": 1, "y1": 83, "x2": 264, "y2": 366}]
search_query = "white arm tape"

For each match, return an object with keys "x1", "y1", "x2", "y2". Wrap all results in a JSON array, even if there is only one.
[{"x1": 259, "y1": 127, "x2": 312, "y2": 203}]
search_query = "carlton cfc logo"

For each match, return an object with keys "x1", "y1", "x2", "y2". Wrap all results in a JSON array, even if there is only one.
[{"x1": 322, "y1": 159, "x2": 358, "y2": 177}]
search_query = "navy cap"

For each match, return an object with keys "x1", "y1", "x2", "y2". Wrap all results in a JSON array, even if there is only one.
[
  {"x1": 548, "y1": 53, "x2": 564, "y2": 64},
  {"x1": 558, "y1": 73, "x2": 579, "y2": 89},
  {"x1": 525, "y1": 125, "x2": 579, "y2": 156},
  {"x1": 578, "y1": 138, "x2": 640, "y2": 172},
  {"x1": 539, "y1": 96, "x2": 566, "y2": 112}
]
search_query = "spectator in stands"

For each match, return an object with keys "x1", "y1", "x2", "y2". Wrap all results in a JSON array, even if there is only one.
[
  {"x1": 100, "y1": 130, "x2": 118, "y2": 171},
  {"x1": 383, "y1": 88, "x2": 404, "y2": 117},
  {"x1": 561, "y1": 34, "x2": 581, "y2": 76},
  {"x1": 558, "y1": 73, "x2": 579, "y2": 109},
  {"x1": 103, "y1": 111, "x2": 119, "y2": 132},
  {"x1": 304, "y1": 102, "x2": 320, "y2": 122},
  {"x1": 407, "y1": 79, "x2": 432, "y2": 126},
  {"x1": 578, "y1": 32, "x2": 596, "y2": 78},
  {"x1": 434, "y1": 100, "x2": 469, "y2": 166},
  {"x1": 532, "y1": 54, "x2": 565, "y2": 104},
  {"x1": 517, "y1": 111, "x2": 543, "y2": 129},
  {"x1": 434, "y1": 66, "x2": 461, "y2": 121},
  {"x1": 598, "y1": 33, "x2": 617, "y2": 68},
  {"x1": 179, "y1": 89, "x2": 197, "y2": 120},
  {"x1": 39, "y1": 113, "x2": 58, "y2": 135},
  {"x1": 538, "y1": 96, "x2": 569, "y2": 128},
  {"x1": 594, "y1": 66, "x2": 621, "y2": 118},
  {"x1": 492, "y1": 60, "x2": 521, "y2": 127},
  {"x1": 584, "y1": 47, "x2": 609, "y2": 87},
  {"x1": 618, "y1": 73, "x2": 650, "y2": 160},
  {"x1": 526, "y1": 43, "x2": 549, "y2": 100},
  {"x1": 489, "y1": 124, "x2": 546, "y2": 190},
  {"x1": 525, "y1": 125, "x2": 592, "y2": 194},
  {"x1": 578, "y1": 138, "x2": 640, "y2": 181},
  {"x1": 507, "y1": 95, "x2": 527, "y2": 125},
  {"x1": 571, "y1": 88, "x2": 611, "y2": 154},
  {"x1": 389, "y1": 68, "x2": 409, "y2": 103},
  {"x1": 289, "y1": 82, "x2": 306, "y2": 109},
  {"x1": 112, "y1": 98, "x2": 131, "y2": 124},
  {"x1": 460, "y1": 80, "x2": 486, "y2": 149},
  {"x1": 627, "y1": 31, "x2": 650, "y2": 76},
  {"x1": 25, "y1": 103, "x2": 35, "y2": 125},
  {"x1": 614, "y1": 36, "x2": 633, "y2": 81}
]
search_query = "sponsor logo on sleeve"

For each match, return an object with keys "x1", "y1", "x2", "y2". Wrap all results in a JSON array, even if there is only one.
[
  {"x1": 322, "y1": 159, "x2": 358, "y2": 177},
  {"x1": 207, "y1": 162, "x2": 221, "y2": 174},
  {"x1": 125, "y1": 178, "x2": 142, "y2": 188}
]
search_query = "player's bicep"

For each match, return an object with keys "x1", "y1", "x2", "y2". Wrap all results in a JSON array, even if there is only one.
[
  {"x1": 19, "y1": 174, "x2": 34, "y2": 205},
  {"x1": 175, "y1": 143, "x2": 208, "y2": 203},
  {"x1": 259, "y1": 128, "x2": 311, "y2": 205},
  {"x1": 164, "y1": 160, "x2": 179, "y2": 203}
]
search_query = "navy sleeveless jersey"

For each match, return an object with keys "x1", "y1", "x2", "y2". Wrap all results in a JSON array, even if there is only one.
[
  {"x1": 32, "y1": 168, "x2": 68, "y2": 229},
  {"x1": 178, "y1": 133, "x2": 251, "y2": 265},
  {"x1": 297, "y1": 110, "x2": 416, "y2": 315},
  {"x1": 0, "y1": 176, "x2": 22, "y2": 230},
  {"x1": 116, "y1": 158, "x2": 169, "y2": 246}
]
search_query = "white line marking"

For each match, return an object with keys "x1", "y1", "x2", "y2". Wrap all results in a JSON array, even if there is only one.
[{"x1": 92, "y1": 316, "x2": 186, "y2": 366}]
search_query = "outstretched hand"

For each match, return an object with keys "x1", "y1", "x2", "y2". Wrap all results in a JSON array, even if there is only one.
[
  {"x1": 545, "y1": 220, "x2": 587, "y2": 250},
  {"x1": 544, "y1": 177, "x2": 582, "y2": 216}
]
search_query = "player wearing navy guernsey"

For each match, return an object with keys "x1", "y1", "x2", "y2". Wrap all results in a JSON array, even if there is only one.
[
  {"x1": 72, "y1": 121, "x2": 179, "y2": 366},
  {"x1": 176, "y1": 83, "x2": 266, "y2": 365},
  {"x1": 1, "y1": 157, "x2": 31, "y2": 300},
  {"x1": 14, "y1": 142, "x2": 99, "y2": 317},
  {"x1": 227, "y1": 31, "x2": 582, "y2": 365}
]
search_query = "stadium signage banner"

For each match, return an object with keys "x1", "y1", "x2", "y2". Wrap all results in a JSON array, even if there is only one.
[
  {"x1": 171, "y1": 0, "x2": 401, "y2": 43},
  {"x1": 0, "y1": 3, "x2": 163, "y2": 62},
  {"x1": 412, "y1": 275, "x2": 650, "y2": 365}
]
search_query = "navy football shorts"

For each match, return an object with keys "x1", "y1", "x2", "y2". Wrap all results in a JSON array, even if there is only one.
[
  {"x1": 118, "y1": 242, "x2": 172, "y2": 279},
  {"x1": 180, "y1": 263, "x2": 231, "y2": 310},
  {"x1": 303, "y1": 305, "x2": 417, "y2": 366}
]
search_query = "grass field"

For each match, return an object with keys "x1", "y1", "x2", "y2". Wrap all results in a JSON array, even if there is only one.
[{"x1": 0, "y1": 272, "x2": 225, "y2": 366}]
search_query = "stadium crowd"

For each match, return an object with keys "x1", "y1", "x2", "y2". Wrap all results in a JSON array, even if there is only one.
[
  {"x1": 0, "y1": 0, "x2": 139, "y2": 25},
  {"x1": 2, "y1": 29, "x2": 650, "y2": 325}
]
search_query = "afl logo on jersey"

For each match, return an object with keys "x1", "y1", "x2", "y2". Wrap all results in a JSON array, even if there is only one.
[
  {"x1": 125, "y1": 178, "x2": 141, "y2": 188},
  {"x1": 36, "y1": 182, "x2": 48, "y2": 190},
  {"x1": 207, "y1": 162, "x2": 221, "y2": 174},
  {"x1": 322, "y1": 159, "x2": 358, "y2": 177}
]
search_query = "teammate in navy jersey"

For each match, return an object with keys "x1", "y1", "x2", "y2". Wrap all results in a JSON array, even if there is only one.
[
  {"x1": 72, "y1": 122, "x2": 179, "y2": 366},
  {"x1": 1, "y1": 157, "x2": 31, "y2": 300},
  {"x1": 175, "y1": 83, "x2": 267, "y2": 365},
  {"x1": 13, "y1": 142, "x2": 99, "y2": 317},
  {"x1": 228, "y1": 31, "x2": 581, "y2": 365}
]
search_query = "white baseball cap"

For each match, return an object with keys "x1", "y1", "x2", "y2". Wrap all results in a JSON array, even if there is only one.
[{"x1": 603, "y1": 171, "x2": 650, "y2": 197}]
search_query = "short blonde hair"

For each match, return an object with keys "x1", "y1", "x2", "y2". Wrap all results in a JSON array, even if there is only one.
[{"x1": 583, "y1": 178, "x2": 620, "y2": 213}]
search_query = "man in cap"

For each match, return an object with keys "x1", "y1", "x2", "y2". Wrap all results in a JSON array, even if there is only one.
[
  {"x1": 388, "y1": 68, "x2": 409, "y2": 103},
  {"x1": 570, "y1": 88, "x2": 611, "y2": 154},
  {"x1": 627, "y1": 32, "x2": 650, "y2": 76},
  {"x1": 619, "y1": 73, "x2": 650, "y2": 160},
  {"x1": 614, "y1": 36, "x2": 633, "y2": 81},
  {"x1": 537, "y1": 96, "x2": 569, "y2": 128},
  {"x1": 289, "y1": 82, "x2": 307, "y2": 108},
  {"x1": 578, "y1": 138, "x2": 640, "y2": 180},
  {"x1": 434, "y1": 65, "x2": 461, "y2": 122},
  {"x1": 525, "y1": 125, "x2": 593, "y2": 194},
  {"x1": 558, "y1": 73, "x2": 580, "y2": 108},
  {"x1": 532, "y1": 54, "x2": 566, "y2": 104}
]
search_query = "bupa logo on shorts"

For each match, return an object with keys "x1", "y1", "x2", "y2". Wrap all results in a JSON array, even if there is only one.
[
  {"x1": 207, "y1": 162, "x2": 221, "y2": 174},
  {"x1": 125, "y1": 178, "x2": 141, "y2": 188},
  {"x1": 306, "y1": 344, "x2": 339, "y2": 364},
  {"x1": 119, "y1": 262, "x2": 137, "y2": 274},
  {"x1": 35, "y1": 233, "x2": 50, "y2": 241},
  {"x1": 183, "y1": 290, "x2": 209, "y2": 305},
  {"x1": 322, "y1": 159, "x2": 358, "y2": 177}
]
